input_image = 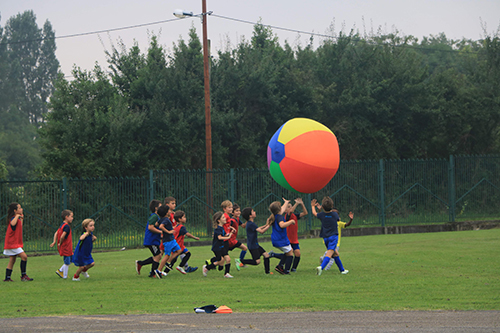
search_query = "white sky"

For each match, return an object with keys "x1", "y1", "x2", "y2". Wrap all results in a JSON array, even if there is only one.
[{"x1": 1, "y1": 0, "x2": 499, "y2": 78}]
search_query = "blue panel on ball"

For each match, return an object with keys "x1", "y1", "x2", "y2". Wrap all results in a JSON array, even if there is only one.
[{"x1": 268, "y1": 124, "x2": 286, "y2": 164}]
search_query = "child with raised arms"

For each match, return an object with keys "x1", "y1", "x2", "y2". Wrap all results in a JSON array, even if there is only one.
[
  {"x1": 136, "y1": 200, "x2": 163, "y2": 278},
  {"x1": 202, "y1": 212, "x2": 235, "y2": 278},
  {"x1": 320, "y1": 210, "x2": 354, "y2": 271},
  {"x1": 170, "y1": 210, "x2": 200, "y2": 274},
  {"x1": 3, "y1": 202, "x2": 33, "y2": 282},
  {"x1": 50, "y1": 209, "x2": 74, "y2": 279},
  {"x1": 266, "y1": 198, "x2": 295, "y2": 275},
  {"x1": 284, "y1": 198, "x2": 308, "y2": 272},
  {"x1": 72, "y1": 219, "x2": 97, "y2": 281},
  {"x1": 158, "y1": 205, "x2": 182, "y2": 276},
  {"x1": 312, "y1": 197, "x2": 349, "y2": 275},
  {"x1": 240, "y1": 207, "x2": 272, "y2": 274}
]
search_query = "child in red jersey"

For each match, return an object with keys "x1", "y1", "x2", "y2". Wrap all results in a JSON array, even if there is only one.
[
  {"x1": 3, "y1": 202, "x2": 33, "y2": 282},
  {"x1": 284, "y1": 198, "x2": 308, "y2": 272},
  {"x1": 50, "y1": 210, "x2": 74, "y2": 279},
  {"x1": 227, "y1": 204, "x2": 248, "y2": 271},
  {"x1": 171, "y1": 210, "x2": 200, "y2": 274}
]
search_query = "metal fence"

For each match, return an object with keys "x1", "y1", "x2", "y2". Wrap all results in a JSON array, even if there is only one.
[{"x1": 1, "y1": 155, "x2": 498, "y2": 253}]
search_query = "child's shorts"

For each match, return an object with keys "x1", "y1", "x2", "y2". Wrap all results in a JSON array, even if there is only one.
[
  {"x1": 291, "y1": 243, "x2": 300, "y2": 251},
  {"x1": 323, "y1": 235, "x2": 339, "y2": 251},
  {"x1": 3, "y1": 248, "x2": 24, "y2": 256},
  {"x1": 63, "y1": 256, "x2": 72, "y2": 265},
  {"x1": 275, "y1": 244, "x2": 293, "y2": 254},
  {"x1": 163, "y1": 240, "x2": 181, "y2": 256}
]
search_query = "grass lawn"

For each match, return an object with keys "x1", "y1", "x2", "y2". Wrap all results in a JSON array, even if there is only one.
[{"x1": 1, "y1": 229, "x2": 499, "y2": 318}]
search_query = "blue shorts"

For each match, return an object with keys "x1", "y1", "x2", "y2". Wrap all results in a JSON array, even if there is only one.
[
  {"x1": 163, "y1": 240, "x2": 181, "y2": 255},
  {"x1": 63, "y1": 256, "x2": 72, "y2": 265},
  {"x1": 323, "y1": 235, "x2": 339, "y2": 251},
  {"x1": 291, "y1": 243, "x2": 300, "y2": 251}
]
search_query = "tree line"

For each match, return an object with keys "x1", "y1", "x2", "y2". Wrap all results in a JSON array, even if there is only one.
[{"x1": 1, "y1": 10, "x2": 499, "y2": 179}]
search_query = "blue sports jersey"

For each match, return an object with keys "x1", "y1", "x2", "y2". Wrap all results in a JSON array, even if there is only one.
[
  {"x1": 144, "y1": 213, "x2": 161, "y2": 246},
  {"x1": 73, "y1": 232, "x2": 94, "y2": 266},
  {"x1": 271, "y1": 214, "x2": 290, "y2": 247},
  {"x1": 317, "y1": 211, "x2": 340, "y2": 238},
  {"x1": 160, "y1": 217, "x2": 174, "y2": 242},
  {"x1": 245, "y1": 220, "x2": 259, "y2": 250}
]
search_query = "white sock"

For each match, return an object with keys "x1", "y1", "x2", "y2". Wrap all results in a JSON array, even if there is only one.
[
  {"x1": 59, "y1": 264, "x2": 65, "y2": 272},
  {"x1": 63, "y1": 264, "x2": 69, "y2": 278}
]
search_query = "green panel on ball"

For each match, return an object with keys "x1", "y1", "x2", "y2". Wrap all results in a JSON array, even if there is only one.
[{"x1": 269, "y1": 161, "x2": 298, "y2": 193}]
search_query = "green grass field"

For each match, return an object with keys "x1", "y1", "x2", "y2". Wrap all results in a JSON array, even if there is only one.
[{"x1": 1, "y1": 229, "x2": 499, "y2": 318}]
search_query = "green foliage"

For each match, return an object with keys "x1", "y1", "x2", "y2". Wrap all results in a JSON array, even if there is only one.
[{"x1": 1, "y1": 230, "x2": 499, "y2": 317}]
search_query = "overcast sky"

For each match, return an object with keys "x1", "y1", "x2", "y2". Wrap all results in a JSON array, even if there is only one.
[{"x1": 2, "y1": 0, "x2": 499, "y2": 78}]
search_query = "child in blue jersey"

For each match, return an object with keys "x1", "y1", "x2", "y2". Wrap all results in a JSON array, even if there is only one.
[
  {"x1": 72, "y1": 219, "x2": 97, "y2": 281},
  {"x1": 312, "y1": 197, "x2": 349, "y2": 275},
  {"x1": 319, "y1": 209, "x2": 354, "y2": 271},
  {"x1": 203, "y1": 211, "x2": 235, "y2": 278},
  {"x1": 136, "y1": 200, "x2": 163, "y2": 278},
  {"x1": 265, "y1": 198, "x2": 295, "y2": 275},
  {"x1": 240, "y1": 207, "x2": 272, "y2": 274},
  {"x1": 158, "y1": 205, "x2": 182, "y2": 276}
]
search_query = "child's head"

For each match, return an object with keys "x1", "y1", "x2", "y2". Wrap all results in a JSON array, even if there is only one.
[
  {"x1": 321, "y1": 196, "x2": 334, "y2": 211},
  {"x1": 149, "y1": 200, "x2": 162, "y2": 213},
  {"x1": 221, "y1": 200, "x2": 233, "y2": 214},
  {"x1": 241, "y1": 207, "x2": 255, "y2": 221},
  {"x1": 157, "y1": 205, "x2": 169, "y2": 218},
  {"x1": 285, "y1": 202, "x2": 294, "y2": 214},
  {"x1": 212, "y1": 211, "x2": 227, "y2": 228},
  {"x1": 269, "y1": 201, "x2": 282, "y2": 215},
  {"x1": 164, "y1": 197, "x2": 176, "y2": 211},
  {"x1": 174, "y1": 210, "x2": 186, "y2": 223},
  {"x1": 61, "y1": 210, "x2": 74, "y2": 223},
  {"x1": 82, "y1": 218, "x2": 95, "y2": 233},
  {"x1": 7, "y1": 202, "x2": 21, "y2": 221},
  {"x1": 232, "y1": 204, "x2": 241, "y2": 218}
]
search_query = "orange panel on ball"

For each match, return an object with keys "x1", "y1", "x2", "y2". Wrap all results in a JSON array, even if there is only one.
[
  {"x1": 280, "y1": 157, "x2": 338, "y2": 193},
  {"x1": 285, "y1": 131, "x2": 339, "y2": 169}
]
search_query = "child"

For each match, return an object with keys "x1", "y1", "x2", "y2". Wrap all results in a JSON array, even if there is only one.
[
  {"x1": 3, "y1": 202, "x2": 33, "y2": 282},
  {"x1": 219, "y1": 200, "x2": 234, "y2": 272},
  {"x1": 50, "y1": 209, "x2": 74, "y2": 279},
  {"x1": 202, "y1": 212, "x2": 235, "y2": 278},
  {"x1": 312, "y1": 197, "x2": 349, "y2": 275},
  {"x1": 164, "y1": 196, "x2": 177, "y2": 227},
  {"x1": 266, "y1": 198, "x2": 295, "y2": 275},
  {"x1": 136, "y1": 200, "x2": 163, "y2": 278},
  {"x1": 240, "y1": 207, "x2": 272, "y2": 274},
  {"x1": 171, "y1": 210, "x2": 200, "y2": 274},
  {"x1": 158, "y1": 205, "x2": 182, "y2": 276},
  {"x1": 284, "y1": 198, "x2": 308, "y2": 272},
  {"x1": 227, "y1": 204, "x2": 248, "y2": 271},
  {"x1": 320, "y1": 211, "x2": 354, "y2": 270},
  {"x1": 72, "y1": 219, "x2": 97, "y2": 281}
]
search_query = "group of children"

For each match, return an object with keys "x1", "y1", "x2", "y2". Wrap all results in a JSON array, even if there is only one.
[{"x1": 3, "y1": 195, "x2": 353, "y2": 282}]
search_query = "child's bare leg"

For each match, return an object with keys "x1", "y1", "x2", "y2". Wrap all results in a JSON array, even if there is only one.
[
  {"x1": 159, "y1": 254, "x2": 170, "y2": 271},
  {"x1": 7, "y1": 256, "x2": 17, "y2": 270}
]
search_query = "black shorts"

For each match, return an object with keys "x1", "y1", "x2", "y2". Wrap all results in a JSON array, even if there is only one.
[
  {"x1": 229, "y1": 241, "x2": 242, "y2": 251},
  {"x1": 212, "y1": 248, "x2": 228, "y2": 262},
  {"x1": 146, "y1": 244, "x2": 161, "y2": 257},
  {"x1": 249, "y1": 246, "x2": 266, "y2": 260}
]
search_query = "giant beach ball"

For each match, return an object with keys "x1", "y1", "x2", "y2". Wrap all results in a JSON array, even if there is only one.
[{"x1": 267, "y1": 118, "x2": 340, "y2": 193}]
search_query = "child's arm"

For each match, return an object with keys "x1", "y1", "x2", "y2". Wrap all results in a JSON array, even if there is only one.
[
  {"x1": 218, "y1": 230, "x2": 233, "y2": 241},
  {"x1": 10, "y1": 214, "x2": 22, "y2": 226},
  {"x1": 345, "y1": 211, "x2": 354, "y2": 227},
  {"x1": 185, "y1": 232, "x2": 200, "y2": 241},
  {"x1": 58, "y1": 231, "x2": 67, "y2": 247},
  {"x1": 256, "y1": 224, "x2": 270, "y2": 234},
  {"x1": 295, "y1": 198, "x2": 308, "y2": 218},
  {"x1": 50, "y1": 231, "x2": 57, "y2": 247},
  {"x1": 311, "y1": 199, "x2": 318, "y2": 217},
  {"x1": 159, "y1": 224, "x2": 175, "y2": 234},
  {"x1": 80, "y1": 231, "x2": 91, "y2": 240},
  {"x1": 92, "y1": 234, "x2": 97, "y2": 241},
  {"x1": 148, "y1": 224, "x2": 162, "y2": 234},
  {"x1": 278, "y1": 219, "x2": 295, "y2": 229},
  {"x1": 280, "y1": 198, "x2": 290, "y2": 215}
]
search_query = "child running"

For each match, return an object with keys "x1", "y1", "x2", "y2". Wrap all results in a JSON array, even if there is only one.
[
  {"x1": 203, "y1": 212, "x2": 235, "y2": 278},
  {"x1": 228, "y1": 204, "x2": 248, "y2": 271},
  {"x1": 266, "y1": 198, "x2": 295, "y2": 275},
  {"x1": 284, "y1": 198, "x2": 308, "y2": 272},
  {"x1": 72, "y1": 219, "x2": 97, "y2": 281},
  {"x1": 170, "y1": 210, "x2": 200, "y2": 274},
  {"x1": 158, "y1": 205, "x2": 182, "y2": 276},
  {"x1": 240, "y1": 207, "x2": 272, "y2": 274},
  {"x1": 3, "y1": 202, "x2": 33, "y2": 282},
  {"x1": 312, "y1": 197, "x2": 349, "y2": 275},
  {"x1": 136, "y1": 200, "x2": 163, "y2": 278},
  {"x1": 50, "y1": 209, "x2": 74, "y2": 279}
]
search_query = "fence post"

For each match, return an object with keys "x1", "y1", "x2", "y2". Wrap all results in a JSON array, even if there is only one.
[
  {"x1": 448, "y1": 155, "x2": 456, "y2": 222},
  {"x1": 149, "y1": 170, "x2": 154, "y2": 203},
  {"x1": 378, "y1": 159, "x2": 385, "y2": 227},
  {"x1": 62, "y1": 177, "x2": 68, "y2": 210},
  {"x1": 229, "y1": 168, "x2": 236, "y2": 203},
  {"x1": 306, "y1": 193, "x2": 312, "y2": 231}
]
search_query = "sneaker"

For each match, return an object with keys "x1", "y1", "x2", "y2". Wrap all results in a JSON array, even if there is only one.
[
  {"x1": 275, "y1": 266, "x2": 285, "y2": 275},
  {"x1": 239, "y1": 263, "x2": 246, "y2": 268},
  {"x1": 205, "y1": 259, "x2": 211, "y2": 266},
  {"x1": 21, "y1": 275, "x2": 33, "y2": 281},
  {"x1": 268, "y1": 250, "x2": 275, "y2": 258},
  {"x1": 176, "y1": 266, "x2": 187, "y2": 274},
  {"x1": 316, "y1": 266, "x2": 323, "y2": 276},
  {"x1": 265, "y1": 272, "x2": 274, "y2": 275},
  {"x1": 235, "y1": 259, "x2": 241, "y2": 271},
  {"x1": 161, "y1": 271, "x2": 168, "y2": 276},
  {"x1": 72, "y1": 276, "x2": 80, "y2": 281},
  {"x1": 341, "y1": 269, "x2": 349, "y2": 275},
  {"x1": 154, "y1": 270, "x2": 163, "y2": 279},
  {"x1": 135, "y1": 260, "x2": 142, "y2": 275},
  {"x1": 56, "y1": 269, "x2": 63, "y2": 278},
  {"x1": 164, "y1": 263, "x2": 172, "y2": 272},
  {"x1": 224, "y1": 273, "x2": 234, "y2": 278},
  {"x1": 186, "y1": 266, "x2": 198, "y2": 273},
  {"x1": 3, "y1": 278, "x2": 14, "y2": 282},
  {"x1": 81, "y1": 272, "x2": 90, "y2": 278},
  {"x1": 291, "y1": 268, "x2": 297, "y2": 273},
  {"x1": 202, "y1": 265, "x2": 208, "y2": 277}
]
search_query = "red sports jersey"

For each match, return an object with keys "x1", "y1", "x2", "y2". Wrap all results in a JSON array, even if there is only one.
[
  {"x1": 286, "y1": 213, "x2": 299, "y2": 244},
  {"x1": 4, "y1": 217, "x2": 23, "y2": 249},
  {"x1": 228, "y1": 218, "x2": 239, "y2": 247},
  {"x1": 57, "y1": 222, "x2": 73, "y2": 256},
  {"x1": 174, "y1": 224, "x2": 185, "y2": 251},
  {"x1": 223, "y1": 213, "x2": 231, "y2": 242}
]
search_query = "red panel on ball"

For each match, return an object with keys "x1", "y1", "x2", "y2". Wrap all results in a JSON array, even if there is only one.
[
  {"x1": 285, "y1": 131, "x2": 339, "y2": 169},
  {"x1": 280, "y1": 157, "x2": 338, "y2": 193}
]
